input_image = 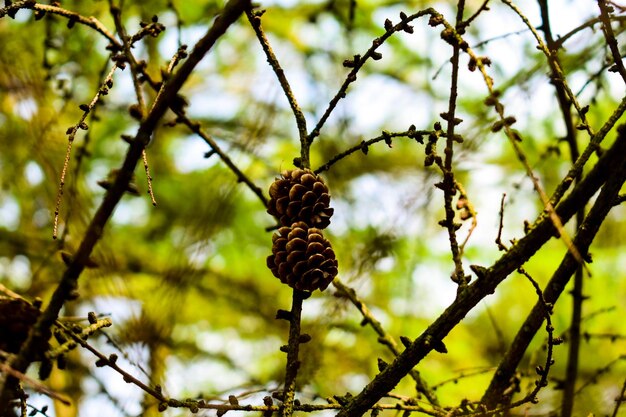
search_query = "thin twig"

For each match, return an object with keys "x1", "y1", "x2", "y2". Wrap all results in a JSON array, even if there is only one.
[
  {"x1": 440, "y1": 0, "x2": 468, "y2": 288},
  {"x1": 472, "y1": 27, "x2": 529, "y2": 49},
  {"x1": 336, "y1": 125, "x2": 626, "y2": 417},
  {"x1": 456, "y1": 181, "x2": 478, "y2": 256},
  {"x1": 53, "y1": 64, "x2": 120, "y2": 239},
  {"x1": 612, "y1": 375, "x2": 626, "y2": 417},
  {"x1": 598, "y1": 0, "x2": 626, "y2": 85},
  {"x1": 425, "y1": 7, "x2": 591, "y2": 278},
  {"x1": 500, "y1": 0, "x2": 590, "y2": 133},
  {"x1": 246, "y1": 9, "x2": 309, "y2": 168},
  {"x1": 0, "y1": 358, "x2": 70, "y2": 405},
  {"x1": 133, "y1": 50, "x2": 268, "y2": 206},
  {"x1": 575, "y1": 355, "x2": 626, "y2": 397},
  {"x1": 314, "y1": 129, "x2": 429, "y2": 174},
  {"x1": 140, "y1": 45, "x2": 192, "y2": 208},
  {"x1": 332, "y1": 278, "x2": 439, "y2": 406},
  {"x1": 60, "y1": 58, "x2": 113, "y2": 245},
  {"x1": 481, "y1": 128, "x2": 626, "y2": 408},
  {"x1": 177, "y1": 116, "x2": 268, "y2": 206},
  {"x1": 280, "y1": 290, "x2": 306, "y2": 417},
  {"x1": 306, "y1": 8, "x2": 437, "y2": 146},
  {"x1": 431, "y1": 367, "x2": 494, "y2": 390},
  {"x1": 48, "y1": 318, "x2": 113, "y2": 359},
  {"x1": 550, "y1": 95, "x2": 626, "y2": 206},
  {"x1": 1, "y1": 0, "x2": 250, "y2": 406},
  {"x1": 0, "y1": 1, "x2": 120, "y2": 48},
  {"x1": 110, "y1": 3, "x2": 158, "y2": 206},
  {"x1": 514, "y1": 268, "x2": 556, "y2": 399},
  {"x1": 435, "y1": 1, "x2": 590, "y2": 273},
  {"x1": 581, "y1": 332, "x2": 626, "y2": 341},
  {"x1": 495, "y1": 193, "x2": 507, "y2": 251},
  {"x1": 554, "y1": 16, "x2": 626, "y2": 49},
  {"x1": 52, "y1": 16, "x2": 168, "y2": 236},
  {"x1": 460, "y1": 0, "x2": 491, "y2": 29},
  {"x1": 554, "y1": 17, "x2": 599, "y2": 48},
  {"x1": 0, "y1": 284, "x2": 25, "y2": 300},
  {"x1": 54, "y1": 320, "x2": 167, "y2": 403},
  {"x1": 576, "y1": 53, "x2": 624, "y2": 96},
  {"x1": 128, "y1": 20, "x2": 167, "y2": 45},
  {"x1": 167, "y1": 398, "x2": 443, "y2": 415},
  {"x1": 142, "y1": 150, "x2": 157, "y2": 206}
]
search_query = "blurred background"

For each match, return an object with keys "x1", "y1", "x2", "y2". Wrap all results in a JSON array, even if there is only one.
[{"x1": 0, "y1": 0, "x2": 625, "y2": 416}]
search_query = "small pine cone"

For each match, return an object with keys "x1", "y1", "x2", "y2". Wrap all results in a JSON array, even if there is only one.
[
  {"x1": 267, "y1": 169, "x2": 334, "y2": 229},
  {"x1": 267, "y1": 221, "x2": 338, "y2": 292}
]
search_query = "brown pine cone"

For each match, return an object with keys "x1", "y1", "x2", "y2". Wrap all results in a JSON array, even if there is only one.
[
  {"x1": 267, "y1": 169, "x2": 334, "y2": 229},
  {"x1": 267, "y1": 221, "x2": 338, "y2": 292}
]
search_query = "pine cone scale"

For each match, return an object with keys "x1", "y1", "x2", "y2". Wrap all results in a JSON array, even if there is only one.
[
  {"x1": 312, "y1": 182, "x2": 327, "y2": 195},
  {"x1": 286, "y1": 202, "x2": 301, "y2": 218},
  {"x1": 276, "y1": 197, "x2": 289, "y2": 215},
  {"x1": 289, "y1": 184, "x2": 307, "y2": 200},
  {"x1": 300, "y1": 174, "x2": 316, "y2": 186},
  {"x1": 308, "y1": 253, "x2": 325, "y2": 267},
  {"x1": 286, "y1": 237, "x2": 306, "y2": 253},
  {"x1": 278, "y1": 262, "x2": 289, "y2": 279},
  {"x1": 306, "y1": 242, "x2": 325, "y2": 256},
  {"x1": 301, "y1": 191, "x2": 317, "y2": 206},
  {"x1": 293, "y1": 261, "x2": 309, "y2": 276}
]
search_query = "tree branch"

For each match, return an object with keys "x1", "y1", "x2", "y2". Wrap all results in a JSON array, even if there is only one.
[
  {"x1": 598, "y1": 0, "x2": 626, "y2": 85},
  {"x1": 332, "y1": 278, "x2": 439, "y2": 406},
  {"x1": 482, "y1": 125, "x2": 626, "y2": 408},
  {"x1": 279, "y1": 290, "x2": 306, "y2": 417},
  {"x1": 245, "y1": 9, "x2": 309, "y2": 168},
  {"x1": 335, "y1": 126, "x2": 626, "y2": 417},
  {"x1": 314, "y1": 128, "x2": 428, "y2": 174},
  {"x1": 535, "y1": 2, "x2": 586, "y2": 414},
  {"x1": 0, "y1": 0, "x2": 251, "y2": 408},
  {"x1": 305, "y1": 8, "x2": 437, "y2": 146},
  {"x1": 0, "y1": 1, "x2": 120, "y2": 48}
]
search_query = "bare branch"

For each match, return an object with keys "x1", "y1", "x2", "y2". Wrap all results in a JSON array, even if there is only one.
[
  {"x1": 482, "y1": 127, "x2": 626, "y2": 408},
  {"x1": 53, "y1": 64, "x2": 120, "y2": 239},
  {"x1": 598, "y1": 0, "x2": 626, "y2": 85},
  {"x1": 1, "y1": 0, "x2": 251, "y2": 406},
  {"x1": 246, "y1": 9, "x2": 309, "y2": 168},
  {"x1": 336, "y1": 126, "x2": 626, "y2": 417},
  {"x1": 333, "y1": 278, "x2": 439, "y2": 406},
  {"x1": 306, "y1": 8, "x2": 438, "y2": 145},
  {"x1": 278, "y1": 290, "x2": 307, "y2": 417},
  {"x1": 0, "y1": 359, "x2": 70, "y2": 406},
  {"x1": 314, "y1": 128, "x2": 428, "y2": 174},
  {"x1": 0, "y1": 1, "x2": 120, "y2": 48}
]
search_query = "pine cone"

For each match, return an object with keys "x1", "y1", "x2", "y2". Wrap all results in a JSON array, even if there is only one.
[
  {"x1": 267, "y1": 222, "x2": 338, "y2": 292},
  {"x1": 267, "y1": 169, "x2": 334, "y2": 229}
]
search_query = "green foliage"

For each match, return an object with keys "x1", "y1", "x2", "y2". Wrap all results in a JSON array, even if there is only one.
[{"x1": 1, "y1": 0, "x2": 626, "y2": 416}]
